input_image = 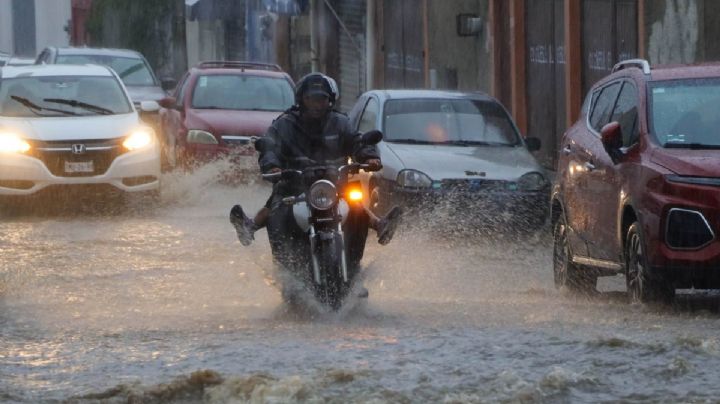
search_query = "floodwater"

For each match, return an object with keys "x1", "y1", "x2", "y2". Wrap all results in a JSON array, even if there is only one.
[{"x1": 3, "y1": 161, "x2": 720, "y2": 403}]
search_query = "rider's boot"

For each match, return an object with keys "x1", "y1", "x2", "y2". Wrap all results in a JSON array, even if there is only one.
[
  {"x1": 230, "y1": 205, "x2": 256, "y2": 246},
  {"x1": 376, "y1": 206, "x2": 403, "y2": 245}
]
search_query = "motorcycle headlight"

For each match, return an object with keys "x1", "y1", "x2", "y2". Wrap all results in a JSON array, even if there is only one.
[
  {"x1": 308, "y1": 180, "x2": 338, "y2": 210},
  {"x1": 123, "y1": 128, "x2": 154, "y2": 151},
  {"x1": 187, "y1": 129, "x2": 218, "y2": 145},
  {"x1": 397, "y1": 169, "x2": 432, "y2": 189},
  {"x1": 0, "y1": 132, "x2": 31, "y2": 154},
  {"x1": 518, "y1": 171, "x2": 548, "y2": 191}
]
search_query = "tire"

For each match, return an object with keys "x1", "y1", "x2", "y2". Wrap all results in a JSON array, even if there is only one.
[
  {"x1": 625, "y1": 222, "x2": 674, "y2": 304},
  {"x1": 553, "y1": 213, "x2": 597, "y2": 295},
  {"x1": 369, "y1": 181, "x2": 383, "y2": 215},
  {"x1": 314, "y1": 234, "x2": 347, "y2": 310}
]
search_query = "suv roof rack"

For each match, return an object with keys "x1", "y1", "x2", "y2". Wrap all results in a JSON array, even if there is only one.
[
  {"x1": 196, "y1": 61, "x2": 282, "y2": 72},
  {"x1": 612, "y1": 59, "x2": 651, "y2": 74}
]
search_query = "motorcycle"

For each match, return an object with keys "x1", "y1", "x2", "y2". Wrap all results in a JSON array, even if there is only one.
[{"x1": 255, "y1": 130, "x2": 383, "y2": 310}]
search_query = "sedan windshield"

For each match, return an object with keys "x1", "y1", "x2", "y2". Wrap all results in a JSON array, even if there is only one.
[
  {"x1": 56, "y1": 55, "x2": 157, "y2": 86},
  {"x1": 382, "y1": 98, "x2": 521, "y2": 146},
  {"x1": 191, "y1": 75, "x2": 294, "y2": 111},
  {"x1": 650, "y1": 78, "x2": 720, "y2": 148},
  {"x1": 0, "y1": 76, "x2": 132, "y2": 117}
]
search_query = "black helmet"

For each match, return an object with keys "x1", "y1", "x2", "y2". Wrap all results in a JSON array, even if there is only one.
[{"x1": 294, "y1": 72, "x2": 339, "y2": 105}]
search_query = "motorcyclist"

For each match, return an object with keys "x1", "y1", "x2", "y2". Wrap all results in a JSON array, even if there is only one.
[{"x1": 230, "y1": 72, "x2": 402, "y2": 246}]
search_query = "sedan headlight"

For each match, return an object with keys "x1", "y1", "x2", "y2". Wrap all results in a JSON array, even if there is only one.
[
  {"x1": 518, "y1": 172, "x2": 548, "y2": 191},
  {"x1": 123, "y1": 128, "x2": 154, "y2": 151},
  {"x1": 187, "y1": 129, "x2": 218, "y2": 145},
  {"x1": 397, "y1": 169, "x2": 432, "y2": 189},
  {"x1": 308, "y1": 180, "x2": 338, "y2": 210},
  {"x1": 0, "y1": 132, "x2": 31, "y2": 153}
]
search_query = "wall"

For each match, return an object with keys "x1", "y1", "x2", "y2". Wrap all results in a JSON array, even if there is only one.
[
  {"x1": 35, "y1": 0, "x2": 72, "y2": 51},
  {"x1": 0, "y1": 0, "x2": 12, "y2": 53},
  {"x1": 427, "y1": 0, "x2": 490, "y2": 92},
  {"x1": 186, "y1": 19, "x2": 226, "y2": 66},
  {"x1": 646, "y1": 0, "x2": 700, "y2": 65}
]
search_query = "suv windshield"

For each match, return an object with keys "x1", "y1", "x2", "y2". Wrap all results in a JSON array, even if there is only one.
[
  {"x1": 56, "y1": 54, "x2": 157, "y2": 86},
  {"x1": 382, "y1": 98, "x2": 521, "y2": 146},
  {"x1": 650, "y1": 78, "x2": 720, "y2": 148},
  {"x1": 191, "y1": 75, "x2": 294, "y2": 111},
  {"x1": 0, "y1": 76, "x2": 132, "y2": 117}
]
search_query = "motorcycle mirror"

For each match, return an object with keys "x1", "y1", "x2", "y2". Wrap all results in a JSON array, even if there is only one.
[
  {"x1": 361, "y1": 130, "x2": 383, "y2": 145},
  {"x1": 254, "y1": 137, "x2": 275, "y2": 152}
]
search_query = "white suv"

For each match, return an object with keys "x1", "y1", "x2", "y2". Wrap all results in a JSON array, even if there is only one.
[{"x1": 0, "y1": 64, "x2": 160, "y2": 197}]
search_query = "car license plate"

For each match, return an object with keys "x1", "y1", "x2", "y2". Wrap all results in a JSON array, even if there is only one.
[{"x1": 64, "y1": 161, "x2": 94, "y2": 173}]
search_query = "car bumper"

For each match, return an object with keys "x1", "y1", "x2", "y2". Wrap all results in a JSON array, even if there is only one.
[
  {"x1": 0, "y1": 145, "x2": 160, "y2": 195},
  {"x1": 379, "y1": 181, "x2": 550, "y2": 228}
]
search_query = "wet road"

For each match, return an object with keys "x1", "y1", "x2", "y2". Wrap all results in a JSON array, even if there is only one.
[{"x1": 3, "y1": 163, "x2": 720, "y2": 403}]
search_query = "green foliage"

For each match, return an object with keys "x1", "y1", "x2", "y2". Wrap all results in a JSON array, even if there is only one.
[{"x1": 86, "y1": 0, "x2": 179, "y2": 72}]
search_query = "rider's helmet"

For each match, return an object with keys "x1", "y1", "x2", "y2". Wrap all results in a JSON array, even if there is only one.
[{"x1": 294, "y1": 73, "x2": 339, "y2": 106}]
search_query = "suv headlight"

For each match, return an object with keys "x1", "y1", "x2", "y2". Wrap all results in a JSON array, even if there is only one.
[
  {"x1": 0, "y1": 132, "x2": 31, "y2": 154},
  {"x1": 308, "y1": 180, "x2": 338, "y2": 210},
  {"x1": 518, "y1": 172, "x2": 548, "y2": 191},
  {"x1": 123, "y1": 128, "x2": 154, "y2": 151},
  {"x1": 187, "y1": 129, "x2": 218, "y2": 145},
  {"x1": 397, "y1": 169, "x2": 432, "y2": 189}
]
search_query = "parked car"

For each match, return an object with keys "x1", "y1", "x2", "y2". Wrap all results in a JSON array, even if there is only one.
[
  {"x1": 348, "y1": 89, "x2": 549, "y2": 230},
  {"x1": 552, "y1": 59, "x2": 720, "y2": 302},
  {"x1": 158, "y1": 61, "x2": 294, "y2": 170},
  {"x1": 0, "y1": 64, "x2": 161, "y2": 198}
]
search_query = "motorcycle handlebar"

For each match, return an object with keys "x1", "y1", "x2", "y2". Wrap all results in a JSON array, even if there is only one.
[{"x1": 261, "y1": 163, "x2": 382, "y2": 182}]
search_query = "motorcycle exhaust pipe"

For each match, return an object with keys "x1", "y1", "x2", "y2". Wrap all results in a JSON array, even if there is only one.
[{"x1": 309, "y1": 225, "x2": 322, "y2": 285}]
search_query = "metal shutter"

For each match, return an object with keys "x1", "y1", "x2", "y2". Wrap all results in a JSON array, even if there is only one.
[{"x1": 336, "y1": 0, "x2": 366, "y2": 112}]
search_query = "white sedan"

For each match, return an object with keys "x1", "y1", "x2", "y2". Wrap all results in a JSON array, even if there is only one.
[{"x1": 0, "y1": 64, "x2": 160, "y2": 197}]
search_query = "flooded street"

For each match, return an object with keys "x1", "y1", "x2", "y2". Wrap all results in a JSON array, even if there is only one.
[{"x1": 3, "y1": 164, "x2": 720, "y2": 403}]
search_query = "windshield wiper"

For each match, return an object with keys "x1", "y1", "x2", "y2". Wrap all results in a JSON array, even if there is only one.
[
  {"x1": 118, "y1": 63, "x2": 145, "y2": 79},
  {"x1": 44, "y1": 98, "x2": 113, "y2": 115},
  {"x1": 440, "y1": 140, "x2": 514, "y2": 147},
  {"x1": 386, "y1": 138, "x2": 435, "y2": 144},
  {"x1": 10, "y1": 95, "x2": 79, "y2": 116},
  {"x1": 663, "y1": 142, "x2": 720, "y2": 150}
]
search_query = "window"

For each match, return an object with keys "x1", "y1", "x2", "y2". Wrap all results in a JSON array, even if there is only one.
[
  {"x1": 589, "y1": 82, "x2": 622, "y2": 132},
  {"x1": 55, "y1": 54, "x2": 157, "y2": 86},
  {"x1": 358, "y1": 97, "x2": 379, "y2": 133},
  {"x1": 175, "y1": 73, "x2": 191, "y2": 105},
  {"x1": 191, "y1": 75, "x2": 294, "y2": 111},
  {"x1": 610, "y1": 82, "x2": 639, "y2": 147}
]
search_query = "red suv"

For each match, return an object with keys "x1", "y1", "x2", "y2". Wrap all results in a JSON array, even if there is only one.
[
  {"x1": 158, "y1": 61, "x2": 294, "y2": 170},
  {"x1": 552, "y1": 59, "x2": 720, "y2": 303}
]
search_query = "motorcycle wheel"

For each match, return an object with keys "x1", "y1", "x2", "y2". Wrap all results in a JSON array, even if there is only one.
[{"x1": 314, "y1": 234, "x2": 347, "y2": 311}]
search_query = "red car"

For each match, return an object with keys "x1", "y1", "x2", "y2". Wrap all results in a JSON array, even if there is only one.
[
  {"x1": 158, "y1": 61, "x2": 294, "y2": 170},
  {"x1": 552, "y1": 59, "x2": 720, "y2": 303}
]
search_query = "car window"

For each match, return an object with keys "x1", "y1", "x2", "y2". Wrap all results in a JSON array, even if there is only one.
[
  {"x1": 191, "y1": 75, "x2": 294, "y2": 111},
  {"x1": 589, "y1": 82, "x2": 622, "y2": 132},
  {"x1": 358, "y1": 97, "x2": 379, "y2": 132},
  {"x1": 649, "y1": 78, "x2": 720, "y2": 148},
  {"x1": 0, "y1": 75, "x2": 132, "y2": 117},
  {"x1": 175, "y1": 73, "x2": 191, "y2": 105},
  {"x1": 611, "y1": 82, "x2": 639, "y2": 147},
  {"x1": 55, "y1": 54, "x2": 157, "y2": 86},
  {"x1": 382, "y1": 98, "x2": 521, "y2": 146}
]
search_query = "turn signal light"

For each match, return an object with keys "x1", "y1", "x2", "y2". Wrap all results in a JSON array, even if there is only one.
[{"x1": 348, "y1": 188, "x2": 363, "y2": 202}]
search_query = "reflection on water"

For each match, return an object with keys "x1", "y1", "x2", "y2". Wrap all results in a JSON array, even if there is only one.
[{"x1": 2, "y1": 159, "x2": 720, "y2": 402}]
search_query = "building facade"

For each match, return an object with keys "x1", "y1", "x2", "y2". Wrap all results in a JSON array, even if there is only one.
[{"x1": 0, "y1": 0, "x2": 72, "y2": 57}]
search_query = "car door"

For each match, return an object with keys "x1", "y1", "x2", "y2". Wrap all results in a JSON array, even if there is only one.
[
  {"x1": 563, "y1": 81, "x2": 622, "y2": 257},
  {"x1": 588, "y1": 80, "x2": 640, "y2": 262}
]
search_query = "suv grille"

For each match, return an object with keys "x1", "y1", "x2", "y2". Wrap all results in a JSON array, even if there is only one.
[{"x1": 27, "y1": 138, "x2": 125, "y2": 177}]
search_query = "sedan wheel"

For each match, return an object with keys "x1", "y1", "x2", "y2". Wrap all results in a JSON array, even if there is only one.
[
  {"x1": 553, "y1": 214, "x2": 596, "y2": 295},
  {"x1": 625, "y1": 222, "x2": 674, "y2": 304}
]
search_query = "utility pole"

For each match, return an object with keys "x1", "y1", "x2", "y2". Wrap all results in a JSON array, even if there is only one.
[{"x1": 309, "y1": 0, "x2": 319, "y2": 72}]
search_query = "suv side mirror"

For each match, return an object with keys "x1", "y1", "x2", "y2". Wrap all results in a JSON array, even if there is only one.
[
  {"x1": 601, "y1": 121, "x2": 623, "y2": 163},
  {"x1": 525, "y1": 136, "x2": 541, "y2": 152},
  {"x1": 161, "y1": 77, "x2": 177, "y2": 92},
  {"x1": 158, "y1": 96, "x2": 177, "y2": 109}
]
